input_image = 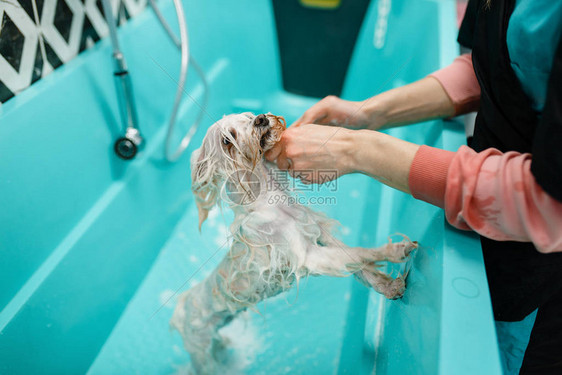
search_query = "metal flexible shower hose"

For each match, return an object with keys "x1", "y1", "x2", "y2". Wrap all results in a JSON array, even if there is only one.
[{"x1": 149, "y1": 0, "x2": 210, "y2": 162}]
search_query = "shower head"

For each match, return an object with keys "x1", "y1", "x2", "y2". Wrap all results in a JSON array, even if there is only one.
[{"x1": 114, "y1": 127, "x2": 143, "y2": 160}]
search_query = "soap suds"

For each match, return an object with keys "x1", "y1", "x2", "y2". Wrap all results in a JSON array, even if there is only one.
[
  {"x1": 160, "y1": 289, "x2": 176, "y2": 308},
  {"x1": 173, "y1": 312, "x2": 265, "y2": 375},
  {"x1": 218, "y1": 311, "x2": 266, "y2": 371}
]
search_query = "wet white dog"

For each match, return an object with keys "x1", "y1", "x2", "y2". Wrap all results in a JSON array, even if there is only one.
[{"x1": 171, "y1": 113, "x2": 417, "y2": 374}]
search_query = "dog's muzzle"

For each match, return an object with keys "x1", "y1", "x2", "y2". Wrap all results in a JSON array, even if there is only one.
[{"x1": 253, "y1": 114, "x2": 269, "y2": 128}]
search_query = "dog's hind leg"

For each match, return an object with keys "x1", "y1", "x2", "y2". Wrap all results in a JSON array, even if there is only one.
[
  {"x1": 171, "y1": 241, "x2": 289, "y2": 373},
  {"x1": 170, "y1": 269, "x2": 235, "y2": 374}
]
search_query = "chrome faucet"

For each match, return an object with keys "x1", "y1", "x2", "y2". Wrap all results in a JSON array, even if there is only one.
[{"x1": 101, "y1": 0, "x2": 144, "y2": 160}]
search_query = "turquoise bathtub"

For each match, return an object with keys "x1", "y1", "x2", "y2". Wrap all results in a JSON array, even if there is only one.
[{"x1": 0, "y1": 0, "x2": 502, "y2": 373}]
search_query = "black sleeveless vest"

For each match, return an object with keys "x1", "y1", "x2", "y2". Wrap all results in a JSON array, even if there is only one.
[{"x1": 459, "y1": 0, "x2": 562, "y2": 321}]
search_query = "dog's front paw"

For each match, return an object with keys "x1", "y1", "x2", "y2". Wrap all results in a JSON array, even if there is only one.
[
  {"x1": 383, "y1": 276, "x2": 406, "y2": 300},
  {"x1": 356, "y1": 269, "x2": 406, "y2": 299}
]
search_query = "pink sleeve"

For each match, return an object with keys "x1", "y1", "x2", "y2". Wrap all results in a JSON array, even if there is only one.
[
  {"x1": 429, "y1": 53, "x2": 481, "y2": 115},
  {"x1": 408, "y1": 145, "x2": 562, "y2": 253}
]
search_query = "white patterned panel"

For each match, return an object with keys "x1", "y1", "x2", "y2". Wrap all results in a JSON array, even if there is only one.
[
  {"x1": 0, "y1": 2, "x2": 39, "y2": 94},
  {"x1": 0, "y1": 0, "x2": 148, "y2": 103},
  {"x1": 84, "y1": 0, "x2": 110, "y2": 38},
  {"x1": 40, "y1": 0, "x2": 85, "y2": 62}
]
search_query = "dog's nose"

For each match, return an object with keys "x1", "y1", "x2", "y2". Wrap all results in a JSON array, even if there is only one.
[{"x1": 253, "y1": 114, "x2": 269, "y2": 127}]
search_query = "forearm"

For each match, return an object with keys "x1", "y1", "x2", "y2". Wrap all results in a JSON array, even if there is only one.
[
  {"x1": 348, "y1": 129, "x2": 420, "y2": 193},
  {"x1": 409, "y1": 145, "x2": 562, "y2": 252},
  {"x1": 363, "y1": 77, "x2": 455, "y2": 130}
]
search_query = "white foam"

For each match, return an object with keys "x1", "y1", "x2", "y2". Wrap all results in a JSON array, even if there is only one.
[
  {"x1": 188, "y1": 279, "x2": 200, "y2": 288},
  {"x1": 159, "y1": 289, "x2": 176, "y2": 308},
  {"x1": 174, "y1": 312, "x2": 266, "y2": 375},
  {"x1": 218, "y1": 312, "x2": 266, "y2": 373}
]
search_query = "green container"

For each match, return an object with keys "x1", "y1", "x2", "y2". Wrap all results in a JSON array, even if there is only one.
[{"x1": 272, "y1": 0, "x2": 371, "y2": 97}]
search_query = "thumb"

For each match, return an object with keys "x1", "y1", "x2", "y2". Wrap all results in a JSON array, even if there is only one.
[{"x1": 265, "y1": 142, "x2": 283, "y2": 161}]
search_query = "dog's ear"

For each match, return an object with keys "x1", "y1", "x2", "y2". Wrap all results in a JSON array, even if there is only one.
[{"x1": 191, "y1": 144, "x2": 219, "y2": 231}]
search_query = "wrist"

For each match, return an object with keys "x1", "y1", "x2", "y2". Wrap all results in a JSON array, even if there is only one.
[
  {"x1": 361, "y1": 96, "x2": 389, "y2": 130},
  {"x1": 339, "y1": 128, "x2": 362, "y2": 175},
  {"x1": 349, "y1": 129, "x2": 420, "y2": 193},
  {"x1": 347, "y1": 129, "x2": 375, "y2": 173}
]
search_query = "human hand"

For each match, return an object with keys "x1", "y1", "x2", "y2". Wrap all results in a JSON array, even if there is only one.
[
  {"x1": 266, "y1": 124, "x2": 419, "y2": 193},
  {"x1": 293, "y1": 95, "x2": 382, "y2": 130},
  {"x1": 265, "y1": 124, "x2": 356, "y2": 184}
]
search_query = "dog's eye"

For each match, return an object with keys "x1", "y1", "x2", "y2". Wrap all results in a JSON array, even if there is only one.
[{"x1": 222, "y1": 129, "x2": 236, "y2": 147}]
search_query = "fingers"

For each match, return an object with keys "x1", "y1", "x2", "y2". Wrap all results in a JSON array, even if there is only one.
[
  {"x1": 293, "y1": 95, "x2": 338, "y2": 127},
  {"x1": 265, "y1": 142, "x2": 282, "y2": 162},
  {"x1": 277, "y1": 152, "x2": 291, "y2": 171},
  {"x1": 266, "y1": 138, "x2": 297, "y2": 174},
  {"x1": 265, "y1": 129, "x2": 291, "y2": 163},
  {"x1": 265, "y1": 122, "x2": 344, "y2": 185},
  {"x1": 293, "y1": 112, "x2": 327, "y2": 127},
  {"x1": 265, "y1": 132, "x2": 290, "y2": 170}
]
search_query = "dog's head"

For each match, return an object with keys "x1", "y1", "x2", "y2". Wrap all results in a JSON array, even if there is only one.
[{"x1": 191, "y1": 112, "x2": 286, "y2": 229}]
